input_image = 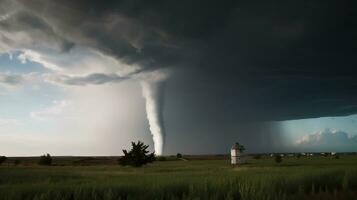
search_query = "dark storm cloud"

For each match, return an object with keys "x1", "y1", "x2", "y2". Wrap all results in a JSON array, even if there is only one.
[
  {"x1": 2, "y1": 0, "x2": 357, "y2": 121},
  {"x1": 0, "y1": 2, "x2": 73, "y2": 52}
]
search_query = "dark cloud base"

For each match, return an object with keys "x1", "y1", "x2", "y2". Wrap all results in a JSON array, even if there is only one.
[{"x1": 2, "y1": 0, "x2": 356, "y2": 121}]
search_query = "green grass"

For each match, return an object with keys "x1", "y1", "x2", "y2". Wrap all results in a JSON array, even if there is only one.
[{"x1": 0, "y1": 156, "x2": 357, "y2": 200}]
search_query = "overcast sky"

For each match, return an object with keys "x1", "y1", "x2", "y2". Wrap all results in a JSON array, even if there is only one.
[{"x1": 1, "y1": 0, "x2": 357, "y2": 156}]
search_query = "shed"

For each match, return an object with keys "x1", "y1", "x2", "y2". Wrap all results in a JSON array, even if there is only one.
[{"x1": 231, "y1": 143, "x2": 245, "y2": 165}]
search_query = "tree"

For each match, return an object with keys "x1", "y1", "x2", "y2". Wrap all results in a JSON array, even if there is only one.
[
  {"x1": 275, "y1": 155, "x2": 283, "y2": 164},
  {"x1": 176, "y1": 153, "x2": 183, "y2": 159},
  {"x1": 39, "y1": 154, "x2": 52, "y2": 166},
  {"x1": 118, "y1": 141, "x2": 155, "y2": 167},
  {"x1": 234, "y1": 142, "x2": 245, "y2": 153},
  {"x1": 0, "y1": 156, "x2": 7, "y2": 165}
]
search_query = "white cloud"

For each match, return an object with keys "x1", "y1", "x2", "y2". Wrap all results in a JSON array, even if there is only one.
[
  {"x1": 0, "y1": 72, "x2": 41, "y2": 90},
  {"x1": 43, "y1": 73, "x2": 128, "y2": 86},
  {"x1": 17, "y1": 49, "x2": 62, "y2": 71},
  {"x1": 14, "y1": 47, "x2": 142, "y2": 86},
  {"x1": 0, "y1": 118, "x2": 20, "y2": 126},
  {"x1": 43, "y1": 69, "x2": 171, "y2": 87},
  {"x1": 0, "y1": 72, "x2": 24, "y2": 85},
  {"x1": 295, "y1": 129, "x2": 357, "y2": 152},
  {"x1": 13, "y1": 45, "x2": 142, "y2": 76},
  {"x1": 30, "y1": 100, "x2": 71, "y2": 120}
]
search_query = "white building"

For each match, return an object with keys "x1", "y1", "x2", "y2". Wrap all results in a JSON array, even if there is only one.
[{"x1": 231, "y1": 143, "x2": 245, "y2": 165}]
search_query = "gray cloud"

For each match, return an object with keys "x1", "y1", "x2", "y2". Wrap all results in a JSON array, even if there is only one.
[
  {"x1": 45, "y1": 73, "x2": 127, "y2": 86},
  {"x1": 295, "y1": 129, "x2": 357, "y2": 152},
  {"x1": 0, "y1": 72, "x2": 24, "y2": 85},
  {"x1": 0, "y1": 1, "x2": 73, "y2": 52}
]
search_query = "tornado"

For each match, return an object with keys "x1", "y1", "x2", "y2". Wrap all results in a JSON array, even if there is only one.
[{"x1": 140, "y1": 71, "x2": 168, "y2": 155}]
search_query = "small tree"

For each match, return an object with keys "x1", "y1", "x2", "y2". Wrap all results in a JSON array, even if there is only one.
[
  {"x1": 0, "y1": 156, "x2": 7, "y2": 165},
  {"x1": 275, "y1": 155, "x2": 283, "y2": 164},
  {"x1": 176, "y1": 153, "x2": 183, "y2": 159},
  {"x1": 39, "y1": 154, "x2": 52, "y2": 166},
  {"x1": 118, "y1": 141, "x2": 155, "y2": 167},
  {"x1": 235, "y1": 142, "x2": 245, "y2": 153},
  {"x1": 14, "y1": 160, "x2": 20, "y2": 166}
]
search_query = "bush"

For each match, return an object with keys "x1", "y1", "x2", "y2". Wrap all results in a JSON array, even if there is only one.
[
  {"x1": 39, "y1": 154, "x2": 52, "y2": 166},
  {"x1": 176, "y1": 153, "x2": 182, "y2": 159},
  {"x1": 118, "y1": 141, "x2": 155, "y2": 167},
  {"x1": 274, "y1": 155, "x2": 283, "y2": 164},
  {"x1": 14, "y1": 160, "x2": 20, "y2": 166},
  {"x1": 253, "y1": 155, "x2": 261, "y2": 160},
  {"x1": 0, "y1": 156, "x2": 7, "y2": 165},
  {"x1": 334, "y1": 154, "x2": 340, "y2": 159},
  {"x1": 296, "y1": 154, "x2": 301, "y2": 159},
  {"x1": 157, "y1": 156, "x2": 167, "y2": 161}
]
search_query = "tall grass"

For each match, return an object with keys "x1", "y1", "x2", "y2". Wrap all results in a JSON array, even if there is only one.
[{"x1": 0, "y1": 156, "x2": 356, "y2": 199}]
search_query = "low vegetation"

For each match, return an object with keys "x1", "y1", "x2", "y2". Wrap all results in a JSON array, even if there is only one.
[
  {"x1": 0, "y1": 155, "x2": 356, "y2": 199},
  {"x1": 13, "y1": 160, "x2": 20, "y2": 166},
  {"x1": 275, "y1": 154, "x2": 283, "y2": 164},
  {"x1": 38, "y1": 154, "x2": 52, "y2": 166}
]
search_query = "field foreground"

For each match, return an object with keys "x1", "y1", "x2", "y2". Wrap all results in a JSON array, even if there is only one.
[{"x1": 0, "y1": 156, "x2": 357, "y2": 200}]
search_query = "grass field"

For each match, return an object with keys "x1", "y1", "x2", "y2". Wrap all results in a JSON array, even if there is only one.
[{"x1": 0, "y1": 155, "x2": 357, "y2": 200}]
